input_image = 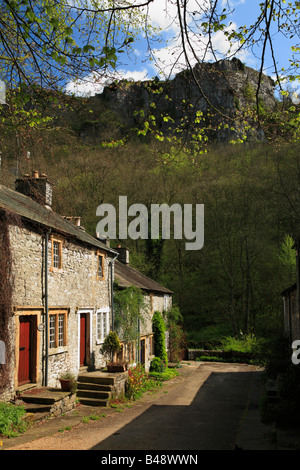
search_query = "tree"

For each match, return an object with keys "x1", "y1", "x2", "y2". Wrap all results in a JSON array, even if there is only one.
[
  {"x1": 1, "y1": 0, "x2": 299, "y2": 149},
  {"x1": 1, "y1": 1, "x2": 300, "y2": 98},
  {"x1": 168, "y1": 1, "x2": 300, "y2": 106},
  {"x1": 0, "y1": 0, "x2": 157, "y2": 168},
  {"x1": 0, "y1": 0, "x2": 155, "y2": 91}
]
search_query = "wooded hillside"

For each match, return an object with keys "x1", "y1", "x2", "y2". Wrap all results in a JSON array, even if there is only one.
[{"x1": 1, "y1": 64, "x2": 299, "y2": 346}]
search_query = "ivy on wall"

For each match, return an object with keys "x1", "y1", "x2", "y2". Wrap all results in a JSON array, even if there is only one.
[
  {"x1": 113, "y1": 284, "x2": 149, "y2": 345},
  {"x1": 152, "y1": 310, "x2": 168, "y2": 366}
]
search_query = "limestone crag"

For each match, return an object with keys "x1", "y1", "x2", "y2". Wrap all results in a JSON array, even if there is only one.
[{"x1": 93, "y1": 58, "x2": 276, "y2": 143}]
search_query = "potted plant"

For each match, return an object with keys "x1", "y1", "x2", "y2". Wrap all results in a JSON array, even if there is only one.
[
  {"x1": 101, "y1": 331, "x2": 126, "y2": 372},
  {"x1": 106, "y1": 361, "x2": 128, "y2": 372},
  {"x1": 59, "y1": 372, "x2": 77, "y2": 393}
]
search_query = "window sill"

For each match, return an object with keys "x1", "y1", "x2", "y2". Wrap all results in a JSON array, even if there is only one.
[
  {"x1": 48, "y1": 346, "x2": 68, "y2": 356},
  {"x1": 50, "y1": 268, "x2": 63, "y2": 274}
]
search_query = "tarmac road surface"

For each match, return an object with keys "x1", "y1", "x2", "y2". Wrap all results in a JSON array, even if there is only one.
[{"x1": 3, "y1": 362, "x2": 277, "y2": 451}]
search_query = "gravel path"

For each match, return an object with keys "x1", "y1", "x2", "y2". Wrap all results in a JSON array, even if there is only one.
[{"x1": 2, "y1": 362, "x2": 274, "y2": 451}]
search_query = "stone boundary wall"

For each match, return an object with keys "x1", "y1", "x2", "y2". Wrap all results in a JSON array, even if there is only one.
[
  {"x1": 188, "y1": 349, "x2": 253, "y2": 361},
  {"x1": 111, "y1": 371, "x2": 128, "y2": 398}
]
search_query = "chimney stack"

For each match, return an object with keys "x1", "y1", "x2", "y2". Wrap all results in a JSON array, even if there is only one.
[
  {"x1": 15, "y1": 171, "x2": 53, "y2": 209},
  {"x1": 96, "y1": 233, "x2": 110, "y2": 248},
  {"x1": 116, "y1": 245, "x2": 129, "y2": 265},
  {"x1": 65, "y1": 216, "x2": 81, "y2": 227}
]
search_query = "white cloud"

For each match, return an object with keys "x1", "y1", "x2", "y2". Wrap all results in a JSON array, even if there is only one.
[
  {"x1": 66, "y1": 68, "x2": 150, "y2": 97},
  {"x1": 147, "y1": 0, "x2": 179, "y2": 31},
  {"x1": 149, "y1": 20, "x2": 251, "y2": 79}
]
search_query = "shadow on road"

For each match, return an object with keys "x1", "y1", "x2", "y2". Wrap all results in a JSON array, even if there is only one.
[{"x1": 90, "y1": 368, "x2": 269, "y2": 451}]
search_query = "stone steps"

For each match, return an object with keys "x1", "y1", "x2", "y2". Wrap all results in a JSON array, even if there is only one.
[
  {"x1": 76, "y1": 373, "x2": 115, "y2": 407},
  {"x1": 20, "y1": 387, "x2": 72, "y2": 405},
  {"x1": 77, "y1": 382, "x2": 112, "y2": 392},
  {"x1": 17, "y1": 371, "x2": 128, "y2": 411},
  {"x1": 77, "y1": 374, "x2": 115, "y2": 385},
  {"x1": 19, "y1": 387, "x2": 77, "y2": 418}
]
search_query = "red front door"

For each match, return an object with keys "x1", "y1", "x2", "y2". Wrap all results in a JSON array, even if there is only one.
[
  {"x1": 18, "y1": 316, "x2": 31, "y2": 385},
  {"x1": 80, "y1": 313, "x2": 87, "y2": 366}
]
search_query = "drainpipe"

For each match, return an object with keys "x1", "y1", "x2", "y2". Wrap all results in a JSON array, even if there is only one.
[
  {"x1": 137, "y1": 317, "x2": 141, "y2": 364},
  {"x1": 44, "y1": 229, "x2": 51, "y2": 386},
  {"x1": 109, "y1": 254, "x2": 118, "y2": 332}
]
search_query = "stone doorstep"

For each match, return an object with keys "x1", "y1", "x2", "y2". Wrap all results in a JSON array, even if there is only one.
[
  {"x1": 17, "y1": 387, "x2": 77, "y2": 422},
  {"x1": 20, "y1": 387, "x2": 73, "y2": 405},
  {"x1": 21, "y1": 403, "x2": 53, "y2": 423},
  {"x1": 77, "y1": 371, "x2": 128, "y2": 385},
  {"x1": 76, "y1": 396, "x2": 110, "y2": 407},
  {"x1": 77, "y1": 382, "x2": 112, "y2": 392}
]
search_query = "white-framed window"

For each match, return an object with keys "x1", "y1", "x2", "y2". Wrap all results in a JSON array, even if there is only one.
[
  {"x1": 96, "y1": 309, "x2": 110, "y2": 343},
  {"x1": 49, "y1": 315, "x2": 56, "y2": 348}
]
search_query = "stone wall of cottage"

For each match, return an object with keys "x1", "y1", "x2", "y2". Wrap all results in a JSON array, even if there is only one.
[
  {"x1": 0, "y1": 220, "x2": 173, "y2": 401},
  {"x1": 114, "y1": 292, "x2": 172, "y2": 372},
  {"x1": 139, "y1": 293, "x2": 172, "y2": 337},
  {"x1": 7, "y1": 223, "x2": 113, "y2": 395}
]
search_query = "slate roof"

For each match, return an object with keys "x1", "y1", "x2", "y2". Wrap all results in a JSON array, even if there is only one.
[
  {"x1": 0, "y1": 183, "x2": 117, "y2": 255},
  {"x1": 114, "y1": 259, "x2": 173, "y2": 295},
  {"x1": 0, "y1": 183, "x2": 173, "y2": 294}
]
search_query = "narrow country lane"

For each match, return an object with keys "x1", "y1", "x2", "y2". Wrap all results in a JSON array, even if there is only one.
[{"x1": 3, "y1": 362, "x2": 276, "y2": 451}]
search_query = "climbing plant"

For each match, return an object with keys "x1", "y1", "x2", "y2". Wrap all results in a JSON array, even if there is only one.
[
  {"x1": 114, "y1": 284, "x2": 149, "y2": 345},
  {"x1": 152, "y1": 310, "x2": 168, "y2": 366}
]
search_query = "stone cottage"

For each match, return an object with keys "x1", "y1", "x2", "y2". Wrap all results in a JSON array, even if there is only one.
[
  {"x1": 0, "y1": 172, "x2": 119, "y2": 401},
  {"x1": 113, "y1": 246, "x2": 173, "y2": 371},
  {"x1": 0, "y1": 172, "x2": 173, "y2": 402}
]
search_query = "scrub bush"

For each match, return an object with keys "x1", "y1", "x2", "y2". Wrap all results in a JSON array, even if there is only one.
[{"x1": 0, "y1": 402, "x2": 28, "y2": 438}]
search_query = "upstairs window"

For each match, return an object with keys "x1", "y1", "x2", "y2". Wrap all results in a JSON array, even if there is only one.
[
  {"x1": 97, "y1": 252, "x2": 105, "y2": 280},
  {"x1": 51, "y1": 238, "x2": 63, "y2": 271}
]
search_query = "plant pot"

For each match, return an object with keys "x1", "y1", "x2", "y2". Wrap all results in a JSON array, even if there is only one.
[
  {"x1": 59, "y1": 378, "x2": 72, "y2": 391},
  {"x1": 107, "y1": 362, "x2": 127, "y2": 372}
]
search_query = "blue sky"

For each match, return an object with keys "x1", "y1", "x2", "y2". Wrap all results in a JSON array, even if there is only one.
[{"x1": 66, "y1": 0, "x2": 298, "y2": 96}]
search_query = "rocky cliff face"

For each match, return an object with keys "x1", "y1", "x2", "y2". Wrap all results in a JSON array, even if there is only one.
[{"x1": 88, "y1": 58, "x2": 276, "y2": 144}]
